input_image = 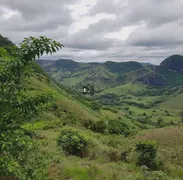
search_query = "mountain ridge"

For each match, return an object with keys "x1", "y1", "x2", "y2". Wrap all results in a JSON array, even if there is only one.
[{"x1": 37, "y1": 54, "x2": 183, "y2": 92}]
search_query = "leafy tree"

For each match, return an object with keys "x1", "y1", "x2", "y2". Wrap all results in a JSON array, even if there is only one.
[
  {"x1": 0, "y1": 36, "x2": 63, "y2": 176},
  {"x1": 136, "y1": 140, "x2": 158, "y2": 170},
  {"x1": 57, "y1": 128, "x2": 87, "y2": 157}
]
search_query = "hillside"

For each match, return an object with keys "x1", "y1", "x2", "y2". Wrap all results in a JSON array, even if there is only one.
[
  {"x1": 37, "y1": 59, "x2": 145, "y2": 91},
  {"x1": 160, "y1": 54, "x2": 183, "y2": 72},
  {"x1": 37, "y1": 56, "x2": 183, "y2": 95},
  {"x1": 25, "y1": 65, "x2": 183, "y2": 179},
  {"x1": 26, "y1": 65, "x2": 183, "y2": 179},
  {"x1": 1, "y1": 34, "x2": 183, "y2": 179},
  {"x1": 0, "y1": 34, "x2": 15, "y2": 51}
]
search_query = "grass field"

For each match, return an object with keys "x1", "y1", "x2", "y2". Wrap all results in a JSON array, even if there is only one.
[
  {"x1": 102, "y1": 83, "x2": 148, "y2": 96},
  {"x1": 157, "y1": 94, "x2": 183, "y2": 111}
]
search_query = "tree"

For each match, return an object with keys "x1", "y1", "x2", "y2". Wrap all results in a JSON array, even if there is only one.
[
  {"x1": 136, "y1": 140, "x2": 158, "y2": 170},
  {"x1": 57, "y1": 128, "x2": 87, "y2": 157},
  {"x1": 0, "y1": 36, "x2": 64, "y2": 176}
]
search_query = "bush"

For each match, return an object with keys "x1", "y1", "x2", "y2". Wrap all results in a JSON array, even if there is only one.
[
  {"x1": 82, "y1": 119, "x2": 93, "y2": 129},
  {"x1": 108, "y1": 149, "x2": 120, "y2": 162},
  {"x1": 108, "y1": 119, "x2": 134, "y2": 136},
  {"x1": 129, "y1": 111, "x2": 132, "y2": 115},
  {"x1": 90, "y1": 102, "x2": 101, "y2": 111},
  {"x1": 57, "y1": 128, "x2": 87, "y2": 157},
  {"x1": 143, "y1": 113, "x2": 147, "y2": 116},
  {"x1": 124, "y1": 107, "x2": 129, "y2": 111},
  {"x1": 157, "y1": 117, "x2": 164, "y2": 127},
  {"x1": 136, "y1": 140, "x2": 158, "y2": 170},
  {"x1": 91, "y1": 120, "x2": 107, "y2": 133},
  {"x1": 146, "y1": 171, "x2": 169, "y2": 180}
]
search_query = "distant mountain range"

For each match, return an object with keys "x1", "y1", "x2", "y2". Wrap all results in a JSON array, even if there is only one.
[{"x1": 37, "y1": 55, "x2": 183, "y2": 94}]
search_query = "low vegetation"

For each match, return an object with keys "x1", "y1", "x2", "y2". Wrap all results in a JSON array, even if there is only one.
[{"x1": 1, "y1": 34, "x2": 183, "y2": 179}]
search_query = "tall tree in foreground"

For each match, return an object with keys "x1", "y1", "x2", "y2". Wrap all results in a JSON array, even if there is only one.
[{"x1": 0, "y1": 36, "x2": 64, "y2": 177}]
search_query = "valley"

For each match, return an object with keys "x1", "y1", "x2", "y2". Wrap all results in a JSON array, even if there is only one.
[
  {"x1": 36, "y1": 55, "x2": 183, "y2": 179},
  {"x1": 0, "y1": 34, "x2": 183, "y2": 180}
]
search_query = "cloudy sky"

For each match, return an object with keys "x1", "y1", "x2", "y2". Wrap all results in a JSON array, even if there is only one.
[{"x1": 0, "y1": 0, "x2": 183, "y2": 64}]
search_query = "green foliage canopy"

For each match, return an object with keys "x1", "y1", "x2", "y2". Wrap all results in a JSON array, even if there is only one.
[
  {"x1": 57, "y1": 128, "x2": 87, "y2": 157},
  {"x1": 0, "y1": 36, "x2": 63, "y2": 176},
  {"x1": 136, "y1": 140, "x2": 158, "y2": 170}
]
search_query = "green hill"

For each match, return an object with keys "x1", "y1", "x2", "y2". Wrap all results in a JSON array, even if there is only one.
[
  {"x1": 0, "y1": 34, "x2": 15, "y2": 51},
  {"x1": 38, "y1": 55, "x2": 183, "y2": 93},
  {"x1": 160, "y1": 54, "x2": 183, "y2": 72},
  {"x1": 1, "y1": 34, "x2": 183, "y2": 179}
]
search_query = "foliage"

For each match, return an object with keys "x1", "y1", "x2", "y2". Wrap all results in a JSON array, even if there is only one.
[
  {"x1": 136, "y1": 140, "x2": 158, "y2": 170},
  {"x1": 0, "y1": 36, "x2": 63, "y2": 176},
  {"x1": 57, "y1": 128, "x2": 87, "y2": 157},
  {"x1": 91, "y1": 120, "x2": 107, "y2": 133},
  {"x1": 146, "y1": 171, "x2": 170, "y2": 180},
  {"x1": 108, "y1": 119, "x2": 137, "y2": 136},
  {"x1": 157, "y1": 117, "x2": 164, "y2": 127}
]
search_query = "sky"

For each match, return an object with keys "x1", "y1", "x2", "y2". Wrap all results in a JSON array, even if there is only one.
[{"x1": 0, "y1": 0, "x2": 183, "y2": 64}]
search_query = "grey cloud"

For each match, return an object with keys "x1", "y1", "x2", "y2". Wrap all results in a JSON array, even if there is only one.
[
  {"x1": 1, "y1": 0, "x2": 183, "y2": 64},
  {"x1": 122, "y1": 0, "x2": 183, "y2": 27},
  {"x1": 0, "y1": 0, "x2": 77, "y2": 19},
  {"x1": 89, "y1": 0, "x2": 126, "y2": 15},
  {"x1": 86, "y1": 18, "x2": 122, "y2": 33},
  {"x1": 126, "y1": 23, "x2": 183, "y2": 46},
  {"x1": 62, "y1": 29, "x2": 117, "y2": 50},
  {"x1": 0, "y1": 0, "x2": 75, "y2": 35},
  {"x1": 0, "y1": 13, "x2": 71, "y2": 32},
  {"x1": 90, "y1": 0, "x2": 183, "y2": 27}
]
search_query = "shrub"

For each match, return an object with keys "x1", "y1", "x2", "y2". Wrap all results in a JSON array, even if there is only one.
[
  {"x1": 143, "y1": 113, "x2": 147, "y2": 116},
  {"x1": 91, "y1": 120, "x2": 107, "y2": 133},
  {"x1": 121, "y1": 151, "x2": 128, "y2": 162},
  {"x1": 57, "y1": 128, "x2": 87, "y2": 157},
  {"x1": 90, "y1": 102, "x2": 101, "y2": 111},
  {"x1": 108, "y1": 119, "x2": 133, "y2": 136},
  {"x1": 124, "y1": 107, "x2": 129, "y2": 111},
  {"x1": 108, "y1": 150, "x2": 120, "y2": 162},
  {"x1": 82, "y1": 119, "x2": 93, "y2": 129},
  {"x1": 157, "y1": 117, "x2": 164, "y2": 127},
  {"x1": 136, "y1": 140, "x2": 158, "y2": 170},
  {"x1": 146, "y1": 171, "x2": 169, "y2": 180}
]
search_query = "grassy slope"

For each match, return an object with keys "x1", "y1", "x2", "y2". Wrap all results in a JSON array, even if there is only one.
[
  {"x1": 23, "y1": 65, "x2": 146, "y2": 179},
  {"x1": 157, "y1": 94, "x2": 183, "y2": 111},
  {"x1": 22, "y1": 64, "x2": 183, "y2": 179},
  {"x1": 102, "y1": 83, "x2": 148, "y2": 96},
  {"x1": 135, "y1": 126, "x2": 183, "y2": 178}
]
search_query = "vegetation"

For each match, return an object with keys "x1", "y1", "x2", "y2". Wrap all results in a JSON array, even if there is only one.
[
  {"x1": 0, "y1": 36, "x2": 63, "y2": 177},
  {"x1": 57, "y1": 128, "x2": 87, "y2": 157},
  {"x1": 136, "y1": 140, "x2": 158, "y2": 170},
  {"x1": 1, "y1": 34, "x2": 183, "y2": 179}
]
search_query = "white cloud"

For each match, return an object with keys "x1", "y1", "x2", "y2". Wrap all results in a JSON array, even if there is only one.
[
  {"x1": 1, "y1": 7, "x2": 18, "y2": 19},
  {"x1": 104, "y1": 26, "x2": 138, "y2": 40}
]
